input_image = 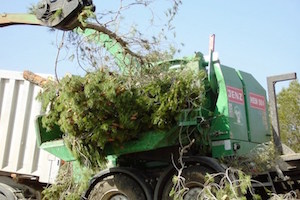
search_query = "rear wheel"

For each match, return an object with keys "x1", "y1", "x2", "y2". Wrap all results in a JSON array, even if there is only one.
[
  {"x1": 161, "y1": 165, "x2": 214, "y2": 200},
  {"x1": 87, "y1": 173, "x2": 146, "y2": 200},
  {"x1": 0, "y1": 182, "x2": 24, "y2": 200}
]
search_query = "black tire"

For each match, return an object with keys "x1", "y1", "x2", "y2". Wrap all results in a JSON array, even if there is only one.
[
  {"x1": 161, "y1": 165, "x2": 214, "y2": 200},
  {"x1": 0, "y1": 183, "x2": 17, "y2": 200},
  {"x1": 87, "y1": 173, "x2": 146, "y2": 200}
]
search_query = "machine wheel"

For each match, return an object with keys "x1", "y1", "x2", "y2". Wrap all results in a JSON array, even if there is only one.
[
  {"x1": 87, "y1": 173, "x2": 146, "y2": 200},
  {"x1": 0, "y1": 183, "x2": 19, "y2": 200},
  {"x1": 160, "y1": 165, "x2": 214, "y2": 200}
]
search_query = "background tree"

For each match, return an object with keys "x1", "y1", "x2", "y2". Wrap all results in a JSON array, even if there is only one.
[{"x1": 277, "y1": 80, "x2": 300, "y2": 152}]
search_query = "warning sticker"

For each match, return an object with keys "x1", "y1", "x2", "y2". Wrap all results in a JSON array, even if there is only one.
[
  {"x1": 226, "y1": 86, "x2": 244, "y2": 105},
  {"x1": 249, "y1": 93, "x2": 266, "y2": 111}
]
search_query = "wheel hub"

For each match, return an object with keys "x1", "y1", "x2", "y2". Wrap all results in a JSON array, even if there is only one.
[
  {"x1": 184, "y1": 187, "x2": 203, "y2": 200},
  {"x1": 110, "y1": 194, "x2": 128, "y2": 200},
  {"x1": 102, "y1": 189, "x2": 128, "y2": 200}
]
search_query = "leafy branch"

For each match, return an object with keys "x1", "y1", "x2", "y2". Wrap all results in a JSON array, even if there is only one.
[{"x1": 37, "y1": 63, "x2": 207, "y2": 168}]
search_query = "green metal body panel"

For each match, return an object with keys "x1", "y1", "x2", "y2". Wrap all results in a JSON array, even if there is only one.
[
  {"x1": 35, "y1": 116, "x2": 75, "y2": 161},
  {"x1": 230, "y1": 140, "x2": 260, "y2": 155},
  {"x1": 105, "y1": 128, "x2": 178, "y2": 156},
  {"x1": 210, "y1": 64, "x2": 270, "y2": 158},
  {"x1": 222, "y1": 66, "x2": 248, "y2": 142},
  {"x1": 238, "y1": 71, "x2": 271, "y2": 143},
  {"x1": 40, "y1": 140, "x2": 75, "y2": 161},
  {"x1": 212, "y1": 139, "x2": 259, "y2": 157},
  {"x1": 210, "y1": 65, "x2": 248, "y2": 141},
  {"x1": 208, "y1": 64, "x2": 229, "y2": 140},
  {"x1": 35, "y1": 116, "x2": 63, "y2": 144}
]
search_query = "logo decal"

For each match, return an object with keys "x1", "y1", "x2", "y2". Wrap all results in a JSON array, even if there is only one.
[
  {"x1": 227, "y1": 86, "x2": 244, "y2": 105},
  {"x1": 249, "y1": 93, "x2": 266, "y2": 111}
]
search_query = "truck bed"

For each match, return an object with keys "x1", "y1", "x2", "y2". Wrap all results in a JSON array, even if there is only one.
[{"x1": 0, "y1": 70, "x2": 59, "y2": 184}]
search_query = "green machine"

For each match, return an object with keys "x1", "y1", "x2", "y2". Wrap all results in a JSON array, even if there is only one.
[
  {"x1": 1, "y1": 1, "x2": 299, "y2": 199},
  {"x1": 35, "y1": 48, "x2": 271, "y2": 161}
]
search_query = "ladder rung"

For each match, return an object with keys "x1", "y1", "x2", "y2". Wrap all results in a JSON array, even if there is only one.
[{"x1": 252, "y1": 182, "x2": 273, "y2": 187}]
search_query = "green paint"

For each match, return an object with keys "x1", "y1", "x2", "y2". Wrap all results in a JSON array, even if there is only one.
[
  {"x1": 105, "y1": 128, "x2": 179, "y2": 156},
  {"x1": 222, "y1": 65, "x2": 248, "y2": 141},
  {"x1": 35, "y1": 116, "x2": 63, "y2": 145},
  {"x1": 209, "y1": 63, "x2": 230, "y2": 142},
  {"x1": 35, "y1": 116, "x2": 75, "y2": 161},
  {"x1": 236, "y1": 70, "x2": 252, "y2": 142},
  {"x1": 238, "y1": 71, "x2": 271, "y2": 143},
  {"x1": 231, "y1": 140, "x2": 263, "y2": 156},
  {"x1": 40, "y1": 140, "x2": 75, "y2": 161},
  {"x1": 211, "y1": 139, "x2": 233, "y2": 157},
  {"x1": 76, "y1": 27, "x2": 135, "y2": 73},
  {"x1": 210, "y1": 63, "x2": 271, "y2": 158}
]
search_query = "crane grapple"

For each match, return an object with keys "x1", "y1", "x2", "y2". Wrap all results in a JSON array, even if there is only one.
[{"x1": 35, "y1": 0, "x2": 94, "y2": 30}]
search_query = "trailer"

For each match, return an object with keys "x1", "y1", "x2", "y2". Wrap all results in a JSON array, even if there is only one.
[
  {"x1": 1, "y1": 1, "x2": 300, "y2": 199},
  {"x1": 0, "y1": 70, "x2": 60, "y2": 199}
]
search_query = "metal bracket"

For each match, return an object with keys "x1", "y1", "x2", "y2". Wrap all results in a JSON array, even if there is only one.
[{"x1": 267, "y1": 72, "x2": 297, "y2": 154}]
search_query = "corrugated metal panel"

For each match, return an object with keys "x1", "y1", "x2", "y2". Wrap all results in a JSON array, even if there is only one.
[{"x1": 0, "y1": 70, "x2": 59, "y2": 184}]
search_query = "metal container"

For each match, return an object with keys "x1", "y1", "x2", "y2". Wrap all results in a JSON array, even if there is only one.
[{"x1": 0, "y1": 70, "x2": 59, "y2": 184}]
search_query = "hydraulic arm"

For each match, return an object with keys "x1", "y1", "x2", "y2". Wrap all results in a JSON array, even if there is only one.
[{"x1": 0, "y1": 13, "x2": 41, "y2": 27}]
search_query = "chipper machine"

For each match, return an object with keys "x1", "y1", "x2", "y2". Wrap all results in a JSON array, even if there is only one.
[{"x1": 1, "y1": 0, "x2": 300, "y2": 199}]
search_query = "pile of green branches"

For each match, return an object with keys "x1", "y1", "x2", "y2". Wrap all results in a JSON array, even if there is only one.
[
  {"x1": 42, "y1": 162, "x2": 95, "y2": 200},
  {"x1": 38, "y1": 65, "x2": 206, "y2": 168}
]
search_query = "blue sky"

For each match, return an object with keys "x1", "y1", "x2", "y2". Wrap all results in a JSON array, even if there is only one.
[{"x1": 0, "y1": 0, "x2": 299, "y2": 92}]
